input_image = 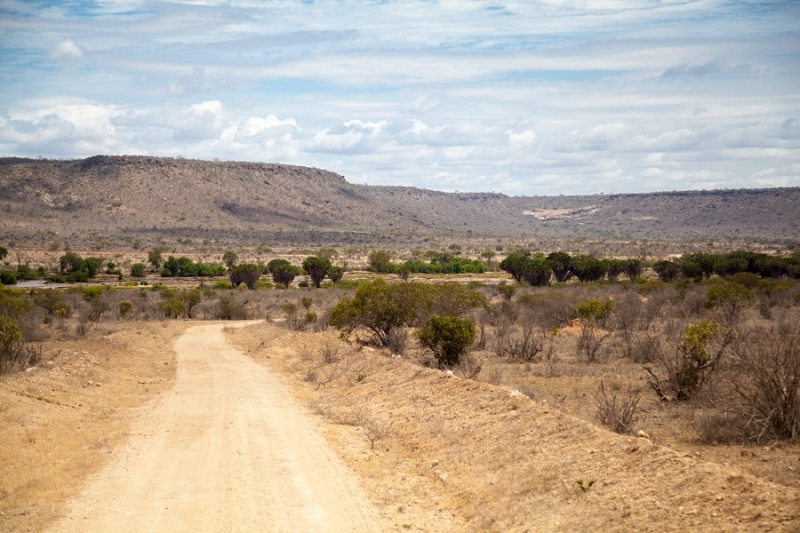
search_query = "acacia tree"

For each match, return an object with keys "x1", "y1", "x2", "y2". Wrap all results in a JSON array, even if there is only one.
[
  {"x1": 222, "y1": 249, "x2": 238, "y2": 270},
  {"x1": 148, "y1": 247, "x2": 165, "y2": 270},
  {"x1": 302, "y1": 256, "x2": 331, "y2": 288},
  {"x1": 368, "y1": 250, "x2": 393, "y2": 273}
]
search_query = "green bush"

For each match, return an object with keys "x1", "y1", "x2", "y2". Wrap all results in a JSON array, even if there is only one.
[
  {"x1": 213, "y1": 279, "x2": 233, "y2": 290},
  {"x1": 622, "y1": 259, "x2": 642, "y2": 281},
  {"x1": 573, "y1": 298, "x2": 616, "y2": 321},
  {"x1": 0, "y1": 271, "x2": 17, "y2": 285},
  {"x1": 729, "y1": 272, "x2": 760, "y2": 289},
  {"x1": 327, "y1": 266, "x2": 344, "y2": 284},
  {"x1": 329, "y1": 280, "x2": 484, "y2": 346},
  {"x1": 496, "y1": 282, "x2": 516, "y2": 300},
  {"x1": 82, "y1": 286, "x2": 104, "y2": 301},
  {"x1": 254, "y1": 279, "x2": 273, "y2": 290},
  {"x1": 15, "y1": 265, "x2": 39, "y2": 281},
  {"x1": 130, "y1": 263, "x2": 146, "y2": 277},
  {"x1": 547, "y1": 252, "x2": 574, "y2": 283},
  {"x1": 159, "y1": 297, "x2": 188, "y2": 318},
  {"x1": 415, "y1": 315, "x2": 476, "y2": 367},
  {"x1": 368, "y1": 250, "x2": 394, "y2": 273},
  {"x1": 66, "y1": 270, "x2": 89, "y2": 283},
  {"x1": 119, "y1": 301, "x2": 133, "y2": 317},
  {"x1": 706, "y1": 281, "x2": 755, "y2": 321}
]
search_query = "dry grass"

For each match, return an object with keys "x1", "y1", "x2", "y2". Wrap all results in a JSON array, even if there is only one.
[
  {"x1": 0, "y1": 320, "x2": 190, "y2": 533},
  {"x1": 229, "y1": 320, "x2": 800, "y2": 532}
]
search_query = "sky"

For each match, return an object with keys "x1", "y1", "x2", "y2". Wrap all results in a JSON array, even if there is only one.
[{"x1": 0, "y1": 0, "x2": 798, "y2": 196}]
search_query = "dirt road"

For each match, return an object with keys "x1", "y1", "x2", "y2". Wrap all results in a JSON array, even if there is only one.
[{"x1": 46, "y1": 322, "x2": 385, "y2": 533}]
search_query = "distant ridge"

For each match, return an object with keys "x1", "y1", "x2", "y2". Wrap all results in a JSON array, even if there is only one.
[{"x1": 1, "y1": 155, "x2": 798, "y2": 251}]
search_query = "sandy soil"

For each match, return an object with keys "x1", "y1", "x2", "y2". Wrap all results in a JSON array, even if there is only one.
[
  {"x1": 43, "y1": 322, "x2": 387, "y2": 533},
  {"x1": 226, "y1": 323, "x2": 800, "y2": 533}
]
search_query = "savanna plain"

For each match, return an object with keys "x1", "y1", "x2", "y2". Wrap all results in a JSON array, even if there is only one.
[{"x1": 1, "y1": 240, "x2": 800, "y2": 532}]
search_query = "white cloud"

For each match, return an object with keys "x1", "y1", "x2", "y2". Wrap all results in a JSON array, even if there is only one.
[
  {"x1": 47, "y1": 39, "x2": 83, "y2": 61},
  {"x1": 506, "y1": 129, "x2": 536, "y2": 147},
  {"x1": 1, "y1": 0, "x2": 798, "y2": 195}
]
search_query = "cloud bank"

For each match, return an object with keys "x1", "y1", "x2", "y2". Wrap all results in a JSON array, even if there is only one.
[{"x1": 0, "y1": 0, "x2": 798, "y2": 195}]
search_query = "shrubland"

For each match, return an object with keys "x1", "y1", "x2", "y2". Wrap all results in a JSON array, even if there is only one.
[{"x1": 2, "y1": 245, "x2": 799, "y2": 499}]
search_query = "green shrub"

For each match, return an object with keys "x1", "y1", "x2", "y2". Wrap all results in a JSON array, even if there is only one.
[
  {"x1": 130, "y1": 263, "x2": 146, "y2": 277},
  {"x1": 547, "y1": 252, "x2": 574, "y2": 283},
  {"x1": 159, "y1": 297, "x2": 188, "y2": 318},
  {"x1": 368, "y1": 250, "x2": 394, "y2": 273},
  {"x1": 66, "y1": 270, "x2": 89, "y2": 282},
  {"x1": 213, "y1": 279, "x2": 233, "y2": 290},
  {"x1": 0, "y1": 271, "x2": 17, "y2": 285},
  {"x1": 82, "y1": 286, "x2": 104, "y2": 301},
  {"x1": 329, "y1": 280, "x2": 484, "y2": 346},
  {"x1": 499, "y1": 251, "x2": 529, "y2": 282},
  {"x1": 706, "y1": 281, "x2": 755, "y2": 321},
  {"x1": 15, "y1": 265, "x2": 39, "y2": 281},
  {"x1": 327, "y1": 266, "x2": 344, "y2": 284},
  {"x1": 416, "y1": 315, "x2": 476, "y2": 367},
  {"x1": 254, "y1": 279, "x2": 273, "y2": 290},
  {"x1": 305, "y1": 312, "x2": 318, "y2": 324},
  {"x1": 573, "y1": 298, "x2": 616, "y2": 321},
  {"x1": 496, "y1": 282, "x2": 516, "y2": 300},
  {"x1": 119, "y1": 301, "x2": 133, "y2": 317},
  {"x1": 222, "y1": 249, "x2": 238, "y2": 269},
  {"x1": 729, "y1": 272, "x2": 760, "y2": 289}
]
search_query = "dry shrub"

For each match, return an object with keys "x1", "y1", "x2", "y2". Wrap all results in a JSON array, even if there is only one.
[
  {"x1": 728, "y1": 325, "x2": 800, "y2": 442},
  {"x1": 320, "y1": 342, "x2": 341, "y2": 364},
  {"x1": 595, "y1": 381, "x2": 639, "y2": 434},
  {"x1": 619, "y1": 328, "x2": 663, "y2": 363},
  {"x1": 502, "y1": 327, "x2": 546, "y2": 362},
  {"x1": 576, "y1": 321, "x2": 610, "y2": 362},
  {"x1": 676, "y1": 285, "x2": 707, "y2": 318},
  {"x1": 386, "y1": 327, "x2": 409, "y2": 356},
  {"x1": 644, "y1": 320, "x2": 733, "y2": 401},
  {"x1": 455, "y1": 352, "x2": 482, "y2": 380}
]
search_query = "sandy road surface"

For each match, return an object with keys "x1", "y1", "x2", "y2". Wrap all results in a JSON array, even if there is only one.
[{"x1": 46, "y1": 322, "x2": 385, "y2": 533}]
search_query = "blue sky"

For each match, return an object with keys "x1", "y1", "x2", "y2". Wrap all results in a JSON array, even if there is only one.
[{"x1": 1, "y1": 0, "x2": 798, "y2": 195}]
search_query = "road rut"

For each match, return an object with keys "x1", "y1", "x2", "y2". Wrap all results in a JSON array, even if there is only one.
[{"x1": 46, "y1": 322, "x2": 385, "y2": 533}]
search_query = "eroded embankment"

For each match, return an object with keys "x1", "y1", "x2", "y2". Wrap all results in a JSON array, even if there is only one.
[{"x1": 229, "y1": 323, "x2": 800, "y2": 533}]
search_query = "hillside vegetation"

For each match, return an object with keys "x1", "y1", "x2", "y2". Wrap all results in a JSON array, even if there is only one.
[{"x1": 1, "y1": 156, "x2": 798, "y2": 253}]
